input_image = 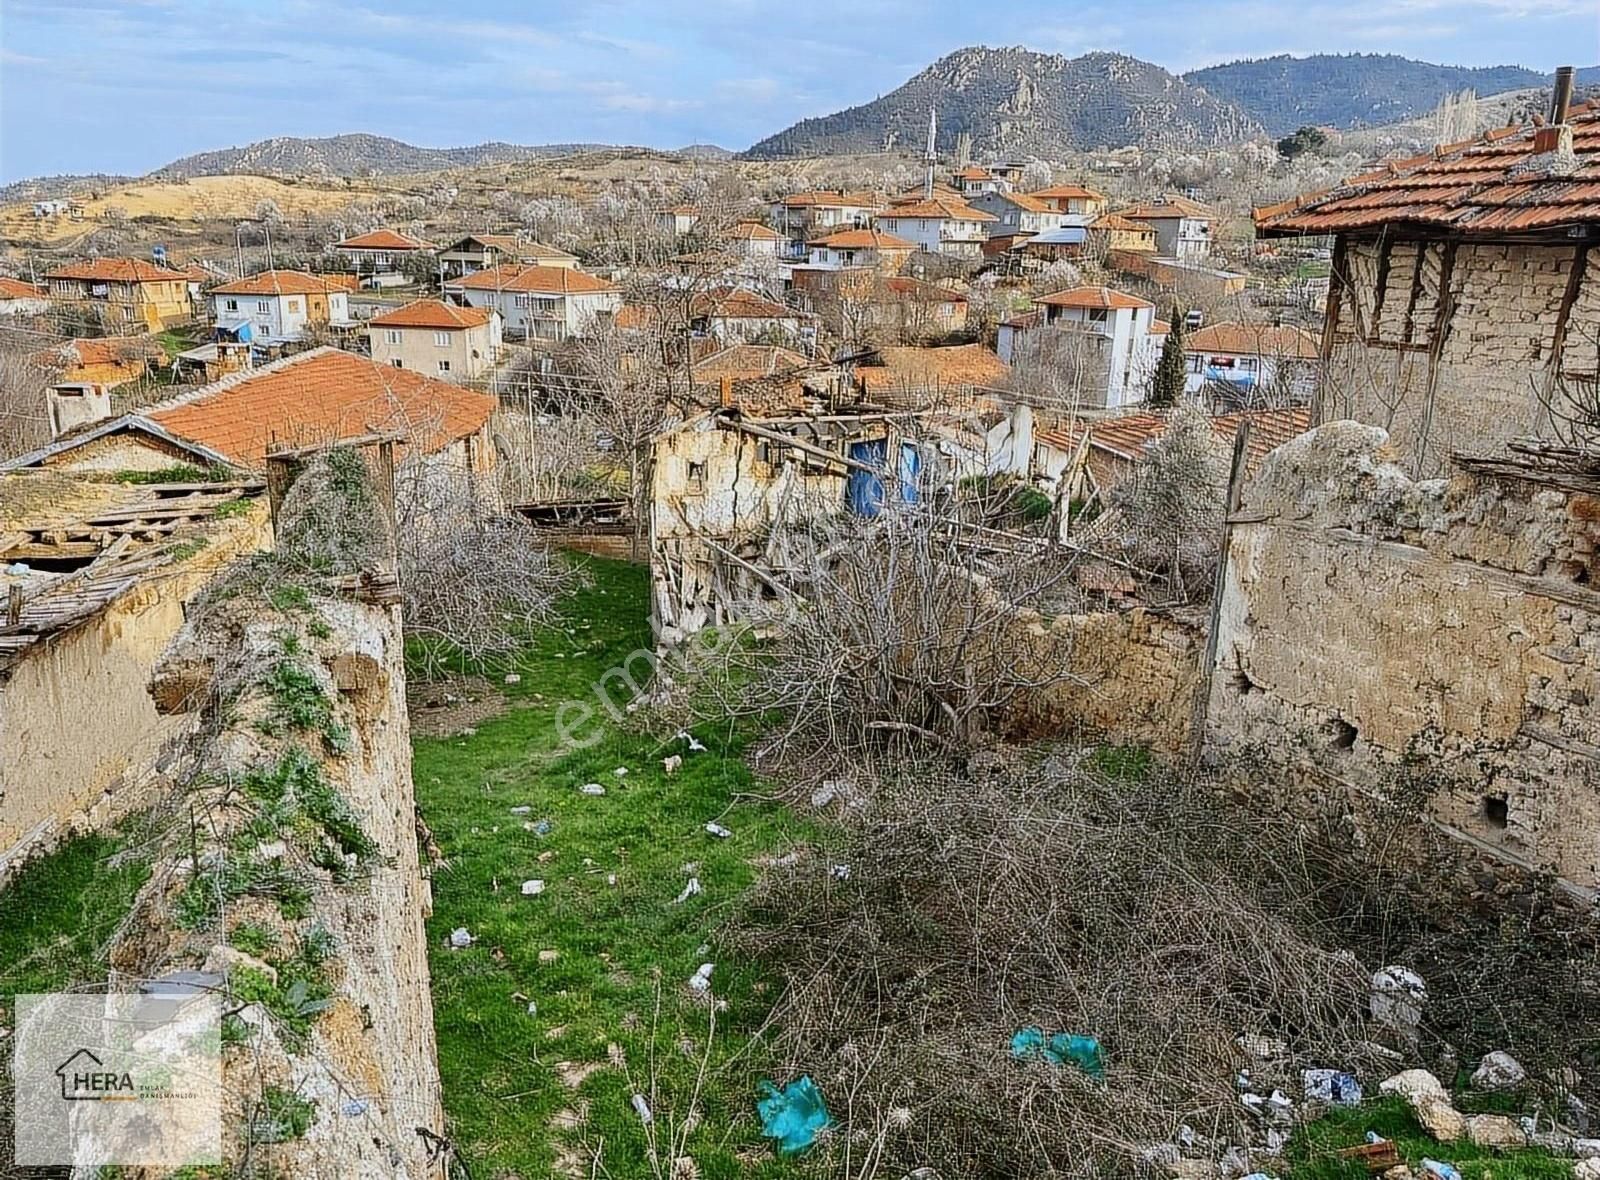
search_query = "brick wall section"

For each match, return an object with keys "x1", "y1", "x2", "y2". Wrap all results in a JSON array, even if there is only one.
[{"x1": 1206, "y1": 421, "x2": 1600, "y2": 893}]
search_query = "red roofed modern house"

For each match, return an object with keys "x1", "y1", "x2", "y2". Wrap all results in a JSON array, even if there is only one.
[
  {"x1": 43, "y1": 258, "x2": 195, "y2": 330},
  {"x1": 952, "y1": 165, "x2": 1009, "y2": 197},
  {"x1": 688, "y1": 288, "x2": 815, "y2": 347},
  {"x1": 998, "y1": 287, "x2": 1163, "y2": 410},
  {"x1": 968, "y1": 190, "x2": 1079, "y2": 236},
  {"x1": 1119, "y1": 196, "x2": 1214, "y2": 261},
  {"x1": 1183, "y1": 322, "x2": 1320, "y2": 406},
  {"x1": 436, "y1": 234, "x2": 577, "y2": 278},
  {"x1": 0, "y1": 276, "x2": 50, "y2": 316},
  {"x1": 444, "y1": 265, "x2": 619, "y2": 342},
  {"x1": 722, "y1": 221, "x2": 785, "y2": 259},
  {"x1": 804, "y1": 228, "x2": 918, "y2": 272},
  {"x1": 368, "y1": 300, "x2": 502, "y2": 381},
  {"x1": 1028, "y1": 184, "x2": 1108, "y2": 217},
  {"x1": 1254, "y1": 83, "x2": 1600, "y2": 475},
  {"x1": 208, "y1": 270, "x2": 354, "y2": 343},
  {"x1": 334, "y1": 229, "x2": 437, "y2": 274},
  {"x1": 4, "y1": 350, "x2": 498, "y2": 495},
  {"x1": 875, "y1": 198, "x2": 997, "y2": 260},
  {"x1": 770, "y1": 191, "x2": 885, "y2": 244}
]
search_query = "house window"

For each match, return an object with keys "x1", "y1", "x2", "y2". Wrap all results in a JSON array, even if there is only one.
[
  {"x1": 437, "y1": 360, "x2": 451, "y2": 373},
  {"x1": 391, "y1": 359, "x2": 404, "y2": 368},
  {"x1": 386, "y1": 330, "x2": 402, "y2": 344},
  {"x1": 286, "y1": 299, "x2": 300, "y2": 313},
  {"x1": 1187, "y1": 355, "x2": 1203, "y2": 374},
  {"x1": 224, "y1": 298, "x2": 238, "y2": 311},
  {"x1": 687, "y1": 461, "x2": 707, "y2": 490},
  {"x1": 256, "y1": 301, "x2": 271, "y2": 313},
  {"x1": 434, "y1": 331, "x2": 451, "y2": 347}
]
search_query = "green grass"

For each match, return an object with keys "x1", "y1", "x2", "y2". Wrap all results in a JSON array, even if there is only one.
[
  {"x1": 0, "y1": 830, "x2": 152, "y2": 1000},
  {"x1": 415, "y1": 558, "x2": 812, "y2": 1178},
  {"x1": 1285, "y1": 1097, "x2": 1570, "y2": 1179}
]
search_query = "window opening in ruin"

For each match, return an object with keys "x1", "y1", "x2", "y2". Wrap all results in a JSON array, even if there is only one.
[
  {"x1": 1484, "y1": 796, "x2": 1509, "y2": 829},
  {"x1": 688, "y1": 461, "x2": 706, "y2": 491},
  {"x1": 1328, "y1": 718, "x2": 1358, "y2": 751}
]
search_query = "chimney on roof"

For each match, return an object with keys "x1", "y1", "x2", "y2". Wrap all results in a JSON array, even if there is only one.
[
  {"x1": 1533, "y1": 66, "x2": 1578, "y2": 155},
  {"x1": 1551, "y1": 65, "x2": 1576, "y2": 126}
]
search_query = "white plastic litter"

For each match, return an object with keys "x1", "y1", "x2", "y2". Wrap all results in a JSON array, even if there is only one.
[
  {"x1": 704, "y1": 822, "x2": 732, "y2": 839},
  {"x1": 674, "y1": 877, "x2": 702, "y2": 903},
  {"x1": 631, "y1": 1093, "x2": 653, "y2": 1125},
  {"x1": 662, "y1": 754, "x2": 683, "y2": 776},
  {"x1": 676, "y1": 730, "x2": 707, "y2": 752},
  {"x1": 521, "y1": 880, "x2": 546, "y2": 896},
  {"x1": 829, "y1": 863, "x2": 852, "y2": 880},
  {"x1": 580, "y1": 783, "x2": 607, "y2": 796},
  {"x1": 510, "y1": 805, "x2": 532, "y2": 814},
  {"x1": 688, "y1": 963, "x2": 714, "y2": 994},
  {"x1": 448, "y1": 928, "x2": 473, "y2": 949},
  {"x1": 613, "y1": 766, "x2": 629, "y2": 777}
]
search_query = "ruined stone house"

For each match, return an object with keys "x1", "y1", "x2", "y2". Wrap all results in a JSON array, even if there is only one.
[{"x1": 1254, "y1": 87, "x2": 1600, "y2": 477}]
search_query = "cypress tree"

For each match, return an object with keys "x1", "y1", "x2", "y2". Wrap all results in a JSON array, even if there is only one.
[{"x1": 1148, "y1": 307, "x2": 1187, "y2": 408}]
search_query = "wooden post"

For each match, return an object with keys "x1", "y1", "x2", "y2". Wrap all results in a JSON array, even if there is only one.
[
  {"x1": 6, "y1": 584, "x2": 22, "y2": 627},
  {"x1": 1414, "y1": 238, "x2": 1458, "y2": 475},
  {"x1": 1189, "y1": 419, "x2": 1252, "y2": 764},
  {"x1": 1312, "y1": 236, "x2": 1349, "y2": 426}
]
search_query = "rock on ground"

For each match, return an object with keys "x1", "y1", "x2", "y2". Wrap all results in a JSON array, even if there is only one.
[{"x1": 1378, "y1": 1070, "x2": 1465, "y2": 1142}]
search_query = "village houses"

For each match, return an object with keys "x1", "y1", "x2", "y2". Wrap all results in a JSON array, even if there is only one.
[
  {"x1": 1090, "y1": 212, "x2": 1158, "y2": 254},
  {"x1": 875, "y1": 196, "x2": 996, "y2": 260},
  {"x1": 770, "y1": 191, "x2": 884, "y2": 250},
  {"x1": 1029, "y1": 184, "x2": 1108, "y2": 217},
  {"x1": 998, "y1": 286, "x2": 1165, "y2": 409},
  {"x1": 966, "y1": 190, "x2": 1076, "y2": 237},
  {"x1": 656, "y1": 205, "x2": 701, "y2": 236},
  {"x1": 0, "y1": 277, "x2": 50, "y2": 316},
  {"x1": 803, "y1": 228, "x2": 918, "y2": 272},
  {"x1": 34, "y1": 337, "x2": 168, "y2": 436},
  {"x1": 952, "y1": 165, "x2": 1010, "y2": 196},
  {"x1": 443, "y1": 264, "x2": 621, "y2": 342},
  {"x1": 334, "y1": 228, "x2": 437, "y2": 275},
  {"x1": 690, "y1": 287, "x2": 815, "y2": 348},
  {"x1": 1183, "y1": 321, "x2": 1320, "y2": 406},
  {"x1": 368, "y1": 299, "x2": 503, "y2": 382},
  {"x1": 1121, "y1": 196, "x2": 1215, "y2": 260},
  {"x1": 208, "y1": 270, "x2": 354, "y2": 345},
  {"x1": 721, "y1": 220, "x2": 785, "y2": 258},
  {"x1": 43, "y1": 258, "x2": 195, "y2": 330},
  {"x1": 436, "y1": 234, "x2": 577, "y2": 278}
]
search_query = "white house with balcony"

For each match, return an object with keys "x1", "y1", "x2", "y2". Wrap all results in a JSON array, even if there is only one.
[
  {"x1": 443, "y1": 264, "x2": 620, "y2": 342},
  {"x1": 805, "y1": 228, "x2": 918, "y2": 272},
  {"x1": 208, "y1": 270, "x2": 352, "y2": 344},
  {"x1": 874, "y1": 197, "x2": 996, "y2": 260},
  {"x1": 967, "y1": 191, "x2": 1075, "y2": 237},
  {"x1": 1183, "y1": 321, "x2": 1320, "y2": 405},
  {"x1": 1120, "y1": 196, "x2": 1214, "y2": 261},
  {"x1": 997, "y1": 286, "x2": 1163, "y2": 409},
  {"x1": 333, "y1": 229, "x2": 437, "y2": 274}
]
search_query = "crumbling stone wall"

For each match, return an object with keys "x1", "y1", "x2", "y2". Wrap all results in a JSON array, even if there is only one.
[
  {"x1": 1319, "y1": 236, "x2": 1594, "y2": 477},
  {"x1": 1206, "y1": 421, "x2": 1600, "y2": 892},
  {"x1": 0, "y1": 506, "x2": 271, "y2": 878}
]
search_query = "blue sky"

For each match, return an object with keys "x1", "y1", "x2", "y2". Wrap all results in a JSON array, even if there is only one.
[{"x1": 0, "y1": 0, "x2": 1580, "y2": 181}]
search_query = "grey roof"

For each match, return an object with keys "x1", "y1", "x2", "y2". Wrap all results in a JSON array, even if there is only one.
[{"x1": 0, "y1": 414, "x2": 232, "y2": 472}]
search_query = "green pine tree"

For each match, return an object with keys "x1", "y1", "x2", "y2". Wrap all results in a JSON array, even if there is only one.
[{"x1": 1148, "y1": 308, "x2": 1186, "y2": 408}]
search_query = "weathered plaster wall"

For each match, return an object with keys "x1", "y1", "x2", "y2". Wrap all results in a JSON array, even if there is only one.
[
  {"x1": 1206, "y1": 421, "x2": 1600, "y2": 891},
  {"x1": 1319, "y1": 237, "x2": 1594, "y2": 477},
  {"x1": 0, "y1": 506, "x2": 271, "y2": 877}
]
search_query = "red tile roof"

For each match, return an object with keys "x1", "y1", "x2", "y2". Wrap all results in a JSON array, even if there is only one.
[
  {"x1": 883, "y1": 277, "x2": 966, "y2": 303},
  {"x1": 954, "y1": 166, "x2": 995, "y2": 181},
  {"x1": 446, "y1": 264, "x2": 617, "y2": 295},
  {"x1": 368, "y1": 299, "x2": 494, "y2": 329},
  {"x1": 35, "y1": 335, "x2": 165, "y2": 370},
  {"x1": 778, "y1": 190, "x2": 884, "y2": 208},
  {"x1": 1120, "y1": 195, "x2": 1215, "y2": 221},
  {"x1": 1186, "y1": 321, "x2": 1319, "y2": 361},
  {"x1": 1029, "y1": 183, "x2": 1107, "y2": 202},
  {"x1": 43, "y1": 258, "x2": 192, "y2": 284},
  {"x1": 692, "y1": 344, "x2": 811, "y2": 382},
  {"x1": 211, "y1": 269, "x2": 354, "y2": 296},
  {"x1": 1035, "y1": 286, "x2": 1153, "y2": 311},
  {"x1": 0, "y1": 277, "x2": 46, "y2": 299},
  {"x1": 335, "y1": 229, "x2": 436, "y2": 250},
  {"x1": 1255, "y1": 103, "x2": 1600, "y2": 236},
  {"x1": 692, "y1": 287, "x2": 807, "y2": 321},
  {"x1": 855, "y1": 345, "x2": 1008, "y2": 390},
  {"x1": 1039, "y1": 406, "x2": 1311, "y2": 472},
  {"x1": 880, "y1": 197, "x2": 997, "y2": 222},
  {"x1": 1090, "y1": 212, "x2": 1153, "y2": 233},
  {"x1": 144, "y1": 348, "x2": 495, "y2": 467},
  {"x1": 808, "y1": 227, "x2": 918, "y2": 250},
  {"x1": 727, "y1": 221, "x2": 783, "y2": 241}
]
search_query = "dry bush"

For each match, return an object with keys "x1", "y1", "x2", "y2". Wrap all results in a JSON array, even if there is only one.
[
  {"x1": 694, "y1": 507, "x2": 1082, "y2": 766},
  {"x1": 0, "y1": 329, "x2": 54, "y2": 455},
  {"x1": 729, "y1": 752, "x2": 1379, "y2": 1179}
]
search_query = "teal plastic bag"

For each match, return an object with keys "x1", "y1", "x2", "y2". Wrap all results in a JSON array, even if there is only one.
[
  {"x1": 1011, "y1": 1027, "x2": 1106, "y2": 1079},
  {"x1": 757, "y1": 1075, "x2": 830, "y2": 1154}
]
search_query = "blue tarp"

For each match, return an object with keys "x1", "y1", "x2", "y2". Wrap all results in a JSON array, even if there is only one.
[
  {"x1": 757, "y1": 1076, "x2": 831, "y2": 1153},
  {"x1": 845, "y1": 440, "x2": 921, "y2": 517},
  {"x1": 1010, "y1": 1027, "x2": 1106, "y2": 1078}
]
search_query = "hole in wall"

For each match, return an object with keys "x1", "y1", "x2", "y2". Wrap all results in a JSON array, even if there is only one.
[
  {"x1": 1328, "y1": 718, "x2": 1358, "y2": 751},
  {"x1": 1484, "y1": 796, "x2": 1509, "y2": 829},
  {"x1": 1230, "y1": 668, "x2": 1258, "y2": 696}
]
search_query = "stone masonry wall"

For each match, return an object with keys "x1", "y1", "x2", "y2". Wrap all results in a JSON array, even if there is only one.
[
  {"x1": 1319, "y1": 238, "x2": 1594, "y2": 478},
  {"x1": 1206, "y1": 421, "x2": 1600, "y2": 893}
]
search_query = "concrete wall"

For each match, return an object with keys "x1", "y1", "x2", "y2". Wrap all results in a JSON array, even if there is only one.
[
  {"x1": 0, "y1": 505, "x2": 272, "y2": 877},
  {"x1": 1319, "y1": 236, "x2": 1596, "y2": 477},
  {"x1": 1205, "y1": 421, "x2": 1600, "y2": 893}
]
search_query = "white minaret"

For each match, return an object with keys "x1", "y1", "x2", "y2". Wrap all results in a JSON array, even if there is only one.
[{"x1": 923, "y1": 108, "x2": 937, "y2": 199}]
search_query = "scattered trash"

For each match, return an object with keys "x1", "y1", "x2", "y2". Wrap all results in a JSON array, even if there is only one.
[
  {"x1": 510, "y1": 805, "x2": 532, "y2": 814},
  {"x1": 521, "y1": 880, "x2": 546, "y2": 896},
  {"x1": 607, "y1": 874, "x2": 617, "y2": 886},
  {"x1": 1174, "y1": 1125, "x2": 1204, "y2": 1151},
  {"x1": 538, "y1": 949, "x2": 559, "y2": 964},
  {"x1": 1337, "y1": 1134, "x2": 1400, "y2": 1170},
  {"x1": 663, "y1": 754, "x2": 683, "y2": 775},
  {"x1": 704, "y1": 822, "x2": 732, "y2": 839},
  {"x1": 504, "y1": 673, "x2": 521, "y2": 684},
  {"x1": 341, "y1": 1099, "x2": 369, "y2": 1117},
  {"x1": 1237, "y1": 1033, "x2": 1288, "y2": 1060},
  {"x1": 580, "y1": 783, "x2": 607, "y2": 797},
  {"x1": 1239, "y1": 1173, "x2": 1280, "y2": 1180},
  {"x1": 631, "y1": 1093, "x2": 653, "y2": 1125},
  {"x1": 1303, "y1": 1068, "x2": 1363, "y2": 1106},
  {"x1": 6, "y1": 562, "x2": 30, "y2": 576},
  {"x1": 1370, "y1": 965, "x2": 1427, "y2": 1035},
  {"x1": 1009, "y1": 1028, "x2": 1105, "y2": 1079},
  {"x1": 1420, "y1": 1160, "x2": 1462, "y2": 1180},
  {"x1": 1471, "y1": 1050, "x2": 1528, "y2": 1092},
  {"x1": 829, "y1": 863, "x2": 852, "y2": 880},
  {"x1": 677, "y1": 730, "x2": 707, "y2": 752},
  {"x1": 448, "y1": 928, "x2": 473, "y2": 949},
  {"x1": 674, "y1": 878, "x2": 702, "y2": 904},
  {"x1": 613, "y1": 767, "x2": 629, "y2": 777},
  {"x1": 526, "y1": 1000, "x2": 538, "y2": 1016},
  {"x1": 810, "y1": 782, "x2": 838, "y2": 808},
  {"x1": 757, "y1": 1076, "x2": 830, "y2": 1154},
  {"x1": 688, "y1": 963, "x2": 715, "y2": 994}
]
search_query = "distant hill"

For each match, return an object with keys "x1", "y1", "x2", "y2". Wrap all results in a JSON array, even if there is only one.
[
  {"x1": 741, "y1": 47, "x2": 1262, "y2": 159},
  {"x1": 154, "y1": 134, "x2": 625, "y2": 179},
  {"x1": 677, "y1": 144, "x2": 736, "y2": 161},
  {"x1": 1183, "y1": 55, "x2": 1599, "y2": 135}
]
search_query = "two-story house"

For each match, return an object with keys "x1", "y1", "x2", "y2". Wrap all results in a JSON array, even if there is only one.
[
  {"x1": 723, "y1": 221, "x2": 785, "y2": 258},
  {"x1": 953, "y1": 166, "x2": 1009, "y2": 196},
  {"x1": 770, "y1": 191, "x2": 884, "y2": 248},
  {"x1": 689, "y1": 287, "x2": 815, "y2": 348},
  {"x1": 209, "y1": 270, "x2": 353, "y2": 344},
  {"x1": 1182, "y1": 321, "x2": 1320, "y2": 406},
  {"x1": 1089, "y1": 212, "x2": 1158, "y2": 254},
  {"x1": 437, "y1": 234, "x2": 577, "y2": 278},
  {"x1": 1027, "y1": 184, "x2": 1108, "y2": 217},
  {"x1": 43, "y1": 258, "x2": 195, "y2": 330},
  {"x1": 967, "y1": 191, "x2": 1072, "y2": 237},
  {"x1": 444, "y1": 264, "x2": 620, "y2": 342},
  {"x1": 368, "y1": 299, "x2": 502, "y2": 382},
  {"x1": 657, "y1": 206, "x2": 701, "y2": 236},
  {"x1": 804, "y1": 228, "x2": 918, "y2": 272},
  {"x1": 874, "y1": 197, "x2": 996, "y2": 261},
  {"x1": 334, "y1": 229, "x2": 437, "y2": 274},
  {"x1": 1121, "y1": 197, "x2": 1214, "y2": 261},
  {"x1": 997, "y1": 286, "x2": 1163, "y2": 409}
]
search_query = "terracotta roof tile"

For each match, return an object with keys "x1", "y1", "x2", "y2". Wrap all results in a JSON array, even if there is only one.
[
  {"x1": 1186, "y1": 321, "x2": 1319, "y2": 360},
  {"x1": 368, "y1": 299, "x2": 493, "y2": 329},
  {"x1": 445, "y1": 264, "x2": 617, "y2": 295},
  {"x1": 1039, "y1": 406, "x2": 1310, "y2": 473},
  {"x1": 1120, "y1": 195, "x2": 1215, "y2": 221},
  {"x1": 44, "y1": 258, "x2": 192, "y2": 284},
  {"x1": 807, "y1": 227, "x2": 918, "y2": 250},
  {"x1": 143, "y1": 348, "x2": 494, "y2": 467},
  {"x1": 1029, "y1": 183, "x2": 1107, "y2": 202},
  {"x1": 0, "y1": 277, "x2": 46, "y2": 299},
  {"x1": 879, "y1": 197, "x2": 997, "y2": 222},
  {"x1": 727, "y1": 221, "x2": 783, "y2": 241},
  {"x1": 335, "y1": 229, "x2": 436, "y2": 250},
  {"x1": 778, "y1": 190, "x2": 884, "y2": 208},
  {"x1": 1035, "y1": 285, "x2": 1153, "y2": 311},
  {"x1": 1090, "y1": 212, "x2": 1153, "y2": 233},
  {"x1": 1256, "y1": 104, "x2": 1600, "y2": 236},
  {"x1": 211, "y1": 269, "x2": 355, "y2": 296},
  {"x1": 691, "y1": 287, "x2": 808, "y2": 321},
  {"x1": 855, "y1": 344, "x2": 1008, "y2": 390},
  {"x1": 692, "y1": 344, "x2": 811, "y2": 382}
]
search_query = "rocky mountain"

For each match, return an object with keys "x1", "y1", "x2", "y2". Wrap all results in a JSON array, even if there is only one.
[
  {"x1": 1183, "y1": 55, "x2": 1599, "y2": 136},
  {"x1": 154, "y1": 134, "x2": 620, "y2": 179},
  {"x1": 741, "y1": 48, "x2": 1262, "y2": 159}
]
